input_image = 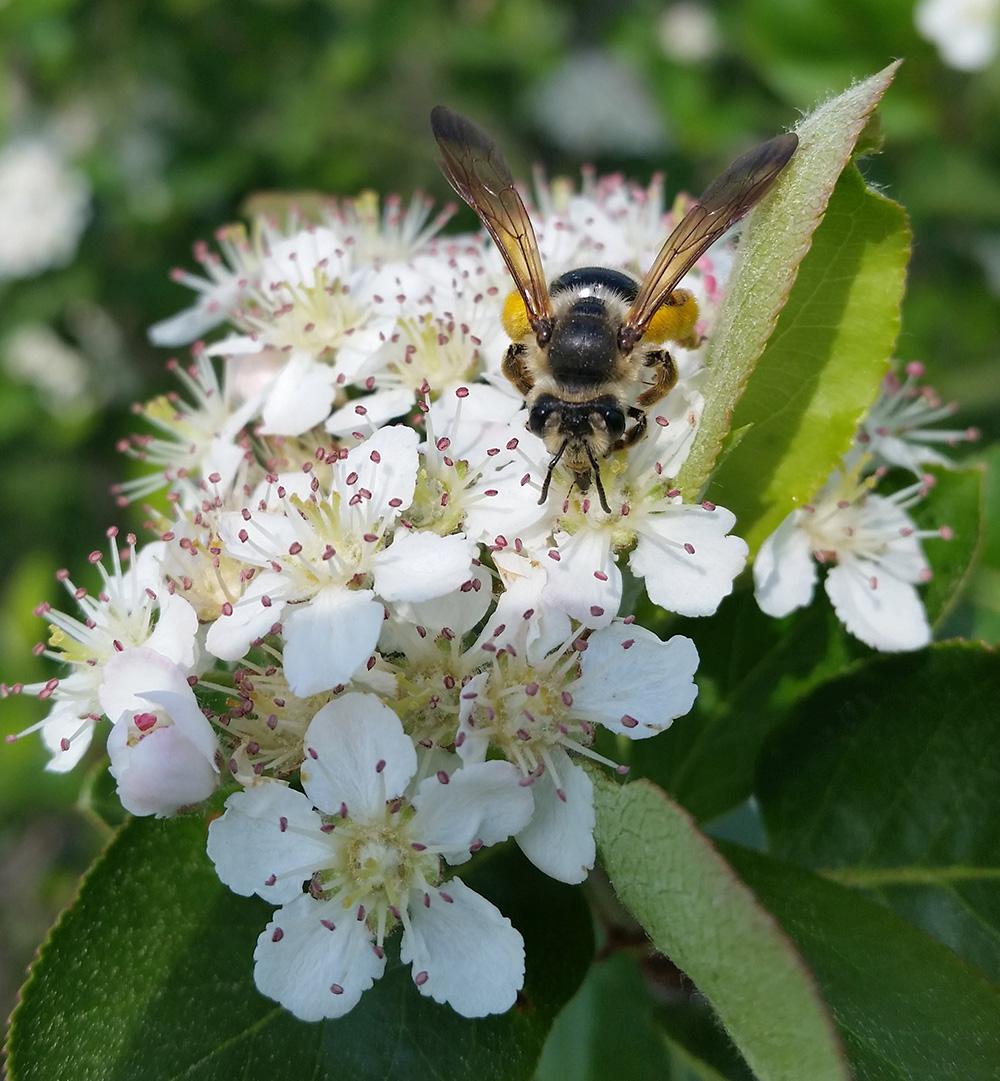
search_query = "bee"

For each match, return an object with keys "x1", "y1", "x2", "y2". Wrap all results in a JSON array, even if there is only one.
[{"x1": 430, "y1": 105, "x2": 798, "y2": 513}]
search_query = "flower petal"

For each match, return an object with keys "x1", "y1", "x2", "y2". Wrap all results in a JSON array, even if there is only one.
[
  {"x1": 217, "y1": 510, "x2": 300, "y2": 568},
  {"x1": 427, "y1": 383, "x2": 524, "y2": 462},
  {"x1": 541, "y1": 527, "x2": 621, "y2": 628},
  {"x1": 148, "y1": 298, "x2": 237, "y2": 348},
  {"x1": 204, "y1": 573, "x2": 290, "y2": 663},
  {"x1": 253, "y1": 893, "x2": 384, "y2": 1021},
  {"x1": 145, "y1": 592, "x2": 199, "y2": 670},
  {"x1": 486, "y1": 549, "x2": 571, "y2": 664},
  {"x1": 41, "y1": 700, "x2": 95, "y2": 773},
  {"x1": 455, "y1": 671, "x2": 491, "y2": 764},
  {"x1": 384, "y1": 564, "x2": 491, "y2": 642},
  {"x1": 137, "y1": 687, "x2": 219, "y2": 767},
  {"x1": 632, "y1": 503, "x2": 748, "y2": 617},
  {"x1": 259, "y1": 351, "x2": 338, "y2": 436},
  {"x1": 301, "y1": 691, "x2": 416, "y2": 817},
  {"x1": 409, "y1": 760, "x2": 534, "y2": 861},
  {"x1": 282, "y1": 587, "x2": 384, "y2": 696},
  {"x1": 207, "y1": 783, "x2": 332, "y2": 904},
  {"x1": 326, "y1": 387, "x2": 414, "y2": 436},
  {"x1": 399, "y1": 877, "x2": 524, "y2": 1018},
  {"x1": 753, "y1": 510, "x2": 818, "y2": 618},
  {"x1": 372, "y1": 530, "x2": 476, "y2": 604},
  {"x1": 332, "y1": 425, "x2": 419, "y2": 521},
  {"x1": 571, "y1": 623, "x2": 699, "y2": 738},
  {"x1": 106, "y1": 720, "x2": 218, "y2": 817},
  {"x1": 825, "y1": 559, "x2": 931, "y2": 652},
  {"x1": 516, "y1": 749, "x2": 595, "y2": 884},
  {"x1": 98, "y1": 647, "x2": 193, "y2": 722}
]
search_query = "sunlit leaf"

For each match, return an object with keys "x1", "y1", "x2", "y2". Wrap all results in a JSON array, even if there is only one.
[
  {"x1": 593, "y1": 774, "x2": 849, "y2": 1081},
  {"x1": 704, "y1": 164, "x2": 909, "y2": 550},
  {"x1": 678, "y1": 61, "x2": 902, "y2": 501}
]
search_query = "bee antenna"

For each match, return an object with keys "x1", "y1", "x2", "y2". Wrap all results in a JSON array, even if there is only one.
[
  {"x1": 585, "y1": 443, "x2": 612, "y2": 514},
  {"x1": 539, "y1": 439, "x2": 569, "y2": 505}
]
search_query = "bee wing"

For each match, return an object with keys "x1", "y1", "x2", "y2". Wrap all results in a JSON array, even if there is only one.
[
  {"x1": 431, "y1": 105, "x2": 554, "y2": 334},
  {"x1": 620, "y1": 132, "x2": 798, "y2": 351}
]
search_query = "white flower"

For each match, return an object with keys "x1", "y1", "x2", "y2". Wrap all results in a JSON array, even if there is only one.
[
  {"x1": 7, "y1": 531, "x2": 198, "y2": 771},
  {"x1": 753, "y1": 471, "x2": 950, "y2": 652},
  {"x1": 207, "y1": 692, "x2": 532, "y2": 1020},
  {"x1": 201, "y1": 231, "x2": 402, "y2": 437},
  {"x1": 102, "y1": 648, "x2": 219, "y2": 816},
  {"x1": 113, "y1": 352, "x2": 257, "y2": 506},
  {"x1": 525, "y1": 413, "x2": 747, "y2": 628},
  {"x1": 458, "y1": 617, "x2": 699, "y2": 883},
  {"x1": 0, "y1": 138, "x2": 90, "y2": 281},
  {"x1": 916, "y1": 0, "x2": 999, "y2": 71},
  {"x1": 205, "y1": 425, "x2": 477, "y2": 695},
  {"x1": 148, "y1": 223, "x2": 264, "y2": 347},
  {"x1": 408, "y1": 384, "x2": 549, "y2": 542},
  {"x1": 217, "y1": 656, "x2": 340, "y2": 785},
  {"x1": 321, "y1": 189, "x2": 456, "y2": 267},
  {"x1": 850, "y1": 362, "x2": 980, "y2": 476},
  {"x1": 324, "y1": 314, "x2": 489, "y2": 435}
]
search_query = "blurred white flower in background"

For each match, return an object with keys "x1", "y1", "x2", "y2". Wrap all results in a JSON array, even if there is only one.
[
  {"x1": 658, "y1": 3, "x2": 722, "y2": 63},
  {"x1": 2, "y1": 324, "x2": 94, "y2": 415},
  {"x1": 0, "y1": 138, "x2": 90, "y2": 281},
  {"x1": 529, "y1": 50, "x2": 668, "y2": 157},
  {"x1": 915, "y1": 0, "x2": 999, "y2": 71}
]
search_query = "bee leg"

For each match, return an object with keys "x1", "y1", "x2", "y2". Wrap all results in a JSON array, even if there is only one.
[
  {"x1": 502, "y1": 343, "x2": 535, "y2": 397},
  {"x1": 636, "y1": 349, "x2": 677, "y2": 408},
  {"x1": 610, "y1": 406, "x2": 647, "y2": 452}
]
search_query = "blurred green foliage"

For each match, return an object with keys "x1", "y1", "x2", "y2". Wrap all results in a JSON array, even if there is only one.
[{"x1": 0, "y1": 0, "x2": 996, "y2": 1028}]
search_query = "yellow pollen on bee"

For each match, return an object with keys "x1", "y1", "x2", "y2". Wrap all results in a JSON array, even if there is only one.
[
  {"x1": 501, "y1": 290, "x2": 531, "y2": 340},
  {"x1": 644, "y1": 289, "x2": 699, "y2": 346}
]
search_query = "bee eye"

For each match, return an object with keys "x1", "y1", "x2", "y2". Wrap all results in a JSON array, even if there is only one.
[
  {"x1": 528, "y1": 401, "x2": 557, "y2": 437},
  {"x1": 596, "y1": 406, "x2": 625, "y2": 439}
]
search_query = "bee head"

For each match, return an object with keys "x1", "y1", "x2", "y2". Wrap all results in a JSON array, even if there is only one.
[{"x1": 528, "y1": 394, "x2": 624, "y2": 513}]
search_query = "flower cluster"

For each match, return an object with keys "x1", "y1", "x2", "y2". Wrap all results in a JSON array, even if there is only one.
[
  {"x1": 754, "y1": 362, "x2": 975, "y2": 650},
  {"x1": 5, "y1": 176, "x2": 731, "y2": 1021},
  {"x1": 4, "y1": 170, "x2": 968, "y2": 1022}
]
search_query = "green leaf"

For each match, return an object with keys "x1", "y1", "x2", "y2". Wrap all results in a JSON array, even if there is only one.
[
  {"x1": 535, "y1": 951, "x2": 754, "y2": 1081},
  {"x1": 77, "y1": 759, "x2": 128, "y2": 832},
  {"x1": 535, "y1": 954, "x2": 677, "y2": 1081},
  {"x1": 756, "y1": 641, "x2": 1000, "y2": 982},
  {"x1": 626, "y1": 459, "x2": 981, "y2": 823},
  {"x1": 592, "y1": 774, "x2": 849, "y2": 1081},
  {"x1": 703, "y1": 164, "x2": 910, "y2": 551},
  {"x1": 914, "y1": 465, "x2": 986, "y2": 627},
  {"x1": 723, "y1": 844, "x2": 1000, "y2": 1081},
  {"x1": 678, "y1": 61, "x2": 902, "y2": 500},
  {"x1": 629, "y1": 589, "x2": 864, "y2": 822},
  {"x1": 7, "y1": 814, "x2": 592, "y2": 1081}
]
